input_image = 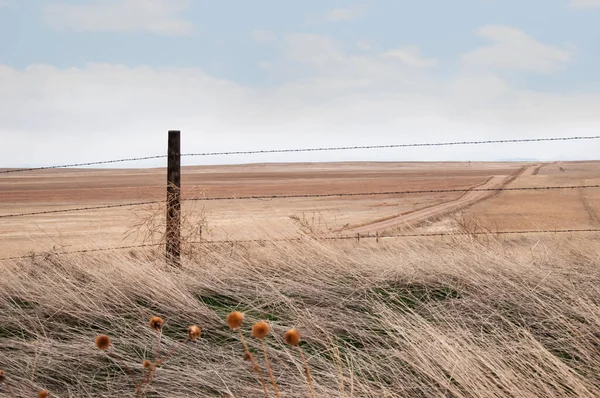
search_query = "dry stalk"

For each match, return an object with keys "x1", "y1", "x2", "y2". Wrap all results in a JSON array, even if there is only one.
[{"x1": 237, "y1": 330, "x2": 270, "y2": 398}]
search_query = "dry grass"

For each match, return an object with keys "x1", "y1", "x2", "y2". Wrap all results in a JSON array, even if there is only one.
[{"x1": 1, "y1": 234, "x2": 600, "y2": 397}]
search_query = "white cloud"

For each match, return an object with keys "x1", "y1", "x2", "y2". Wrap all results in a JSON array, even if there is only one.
[
  {"x1": 383, "y1": 46, "x2": 439, "y2": 68},
  {"x1": 356, "y1": 40, "x2": 375, "y2": 51},
  {"x1": 0, "y1": 31, "x2": 598, "y2": 167},
  {"x1": 569, "y1": 0, "x2": 600, "y2": 7},
  {"x1": 251, "y1": 29, "x2": 276, "y2": 43},
  {"x1": 283, "y1": 34, "x2": 437, "y2": 87},
  {"x1": 43, "y1": 0, "x2": 193, "y2": 36},
  {"x1": 323, "y1": 5, "x2": 365, "y2": 22},
  {"x1": 258, "y1": 61, "x2": 272, "y2": 69},
  {"x1": 462, "y1": 25, "x2": 572, "y2": 73}
]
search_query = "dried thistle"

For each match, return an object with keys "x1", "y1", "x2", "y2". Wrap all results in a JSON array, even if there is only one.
[
  {"x1": 227, "y1": 313, "x2": 269, "y2": 397},
  {"x1": 143, "y1": 360, "x2": 153, "y2": 369},
  {"x1": 149, "y1": 316, "x2": 164, "y2": 331},
  {"x1": 226, "y1": 311, "x2": 244, "y2": 330},
  {"x1": 252, "y1": 321, "x2": 270, "y2": 340},
  {"x1": 285, "y1": 329, "x2": 314, "y2": 398},
  {"x1": 0, "y1": 369, "x2": 5, "y2": 383},
  {"x1": 284, "y1": 329, "x2": 301, "y2": 346},
  {"x1": 253, "y1": 321, "x2": 280, "y2": 398},
  {"x1": 187, "y1": 325, "x2": 201, "y2": 341},
  {"x1": 95, "y1": 335, "x2": 111, "y2": 351},
  {"x1": 38, "y1": 390, "x2": 50, "y2": 398}
]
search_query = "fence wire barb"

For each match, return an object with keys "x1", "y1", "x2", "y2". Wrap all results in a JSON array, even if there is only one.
[
  {"x1": 2, "y1": 135, "x2": 598, "y2": 174},
  {"x1": 2, "y1": 184, "x2": 600, "y2": 219}
]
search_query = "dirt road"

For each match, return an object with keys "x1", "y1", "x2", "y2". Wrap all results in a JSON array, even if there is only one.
[{"x1": 346, "y1": 164, "x2": 541, "y2": 235}]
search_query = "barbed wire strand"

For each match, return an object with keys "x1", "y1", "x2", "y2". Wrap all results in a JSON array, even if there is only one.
[
  {"x1": 0, "y1": 155, "x2": 167, "y2": 174},
  {"x1": 0, "y1": 243, "x2": 160, "y2": 261},
  {"x1": 181, "y1": 136, "x2": 600, "y2": 157},
  {"x1": 185, "y1": 184, "x2": 600, "y2": 202},
  {"x1": 2, "y1": 184, "x2": 599, "y2": 219},
  {"x1": 2, "y1": 228, "x2": 600, "y2": 261},
  {"x1": 0, "y1": 200, "x2": 162, "y2": 219},
  {"x1": 194, "y1": 228, "x2": 600, "y2": 244},
  {"x1": 2, "y1": 135, "x2": 598, "y2": 174}
]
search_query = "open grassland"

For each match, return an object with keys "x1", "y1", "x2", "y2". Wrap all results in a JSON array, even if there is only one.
[{"x1": 1, "y1": 235, "x2": 600, "y2": 397}]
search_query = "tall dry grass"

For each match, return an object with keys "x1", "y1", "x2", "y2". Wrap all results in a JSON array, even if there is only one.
[{"x1": 1, "y1": 234, "x2": 600, "y2": 397}]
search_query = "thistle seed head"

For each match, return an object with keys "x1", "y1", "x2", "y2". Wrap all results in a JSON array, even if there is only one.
[
  {"x1": 226, "y1": 311, "x2": 244, "y2": 330},
  {"x1": 284, "y1": 329, "x2": 301, "y2": 346},
  {"x1": 187, "y1": 325, "x2": 201, "y2": 341},
  {"x1": 38, "y1": 390, "x2": 50, "y2": 398},
  {"x1": 95, "y1": 334, "x2": 111, "y2": 351},
  {"x1": 252, "y1": 321, "x2": 270, "y2": 340},
  {"x1": 149, "y1": 316, "x2": 164, "y2": 331}
]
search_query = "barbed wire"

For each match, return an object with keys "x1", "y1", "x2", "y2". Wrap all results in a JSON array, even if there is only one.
[
  {"x1": 2, "y1": 184, "x2": 599, "y2": 219},
  {"x1": 0, "y1": 243, "x2": 160, "y2": 261},
  {"x1": 185, "y1": 184, "x2": 600, "y2": 202},
  {"x1": 0, "y1": 155, "x2": 167, "y2": 174},
  {"x1": 195, "y1": 228, "x2": 600, "y2": 243},
  {"x1": 2, "y1": 228, "x2": 600, "y2": 261},
  {"x1": 0, "y1": 200, "x2": 162, "y2": 219},
  {"x1": 181, "y1": 136, "x2": 600, "y2": 157},
  {"x1": 2, "y1": 135, "x2": 598, "y2": 174}
]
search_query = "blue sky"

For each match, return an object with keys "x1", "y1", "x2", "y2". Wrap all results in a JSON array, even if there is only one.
[{"x1": 0, "y1": 0, "x2": 599, "y2": 167}]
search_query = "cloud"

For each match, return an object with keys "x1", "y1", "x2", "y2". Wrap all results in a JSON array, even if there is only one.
[
  {"x1": 43, "y1": 0, "x2": 193, "y2": 36},
  {"x1": 283, "y1": 34, "x2": 437, "y2": 88},
  {"x1": 0, "y1": 30, "x2": 598, "y2": 167},
  {"x1": 462, "y1": 25, "x2": 572, "y2": 73},
  {"x1": 323, "y1": 5, "x2": 365, "y2": 22},
  {"x1": 0, "y1": 0, "x2": 11, "y2": 7},
  {"x1": 251, "y1": 29, "x2": 276, "y2": 43},
  {"x1": 356, "y1": 40, "x2": 375, "y2": 51},
  {"x1": 569, "y1": 0, "x2": 600, "y2": 7},
  {"x1": 383, "y1": 46, "x2": 439, "y2": 68}
]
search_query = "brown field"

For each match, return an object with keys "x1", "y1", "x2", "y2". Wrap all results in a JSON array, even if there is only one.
[
  {"x1": 2, "y1": 161, "x2": 600, "y2": 397},
  {"x1": 4, "y1": 160, "x2": 596, "y2": 258}
]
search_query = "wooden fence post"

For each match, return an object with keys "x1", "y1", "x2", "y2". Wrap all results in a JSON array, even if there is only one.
[{"x1": 166, "y1": 130, "x2": 181, "y2": 267}]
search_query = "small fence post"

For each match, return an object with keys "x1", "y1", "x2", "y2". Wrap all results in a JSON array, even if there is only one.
[
  {"x1": 376, "y1": 231, "x2": 379, "y2": 243},
  {"x1": 356, "y1": 233, "x2": 360, "y2": 243},
  {"x1": 166, "y1": 130, "x2": 181, "y2": 267}
]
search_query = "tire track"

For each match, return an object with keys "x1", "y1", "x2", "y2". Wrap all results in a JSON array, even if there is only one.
[
  {"x1": 345, "y1": 164, "x2": 541, "y2": 235},
  {"x1": 580, "y1": 188, "x2": 600, "y2": 225}
]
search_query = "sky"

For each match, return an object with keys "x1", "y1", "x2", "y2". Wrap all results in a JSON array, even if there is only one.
[{"x1": 0, "y1": 0, "x2": 599, "y2": 168}]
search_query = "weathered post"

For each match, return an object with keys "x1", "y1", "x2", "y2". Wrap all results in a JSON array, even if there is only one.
[{"x1": 166, "y1": 130, "x2": 181, "y2": 267}]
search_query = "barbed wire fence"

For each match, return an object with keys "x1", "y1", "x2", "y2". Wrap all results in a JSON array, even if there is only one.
[{"x1": 1, "y1": 133, "x2": 599, "y2": 262}]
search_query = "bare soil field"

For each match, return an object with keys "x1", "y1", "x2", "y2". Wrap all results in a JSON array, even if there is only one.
[{"x1": 0, "y1": 161, "x2": 598, "y2": 257}]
